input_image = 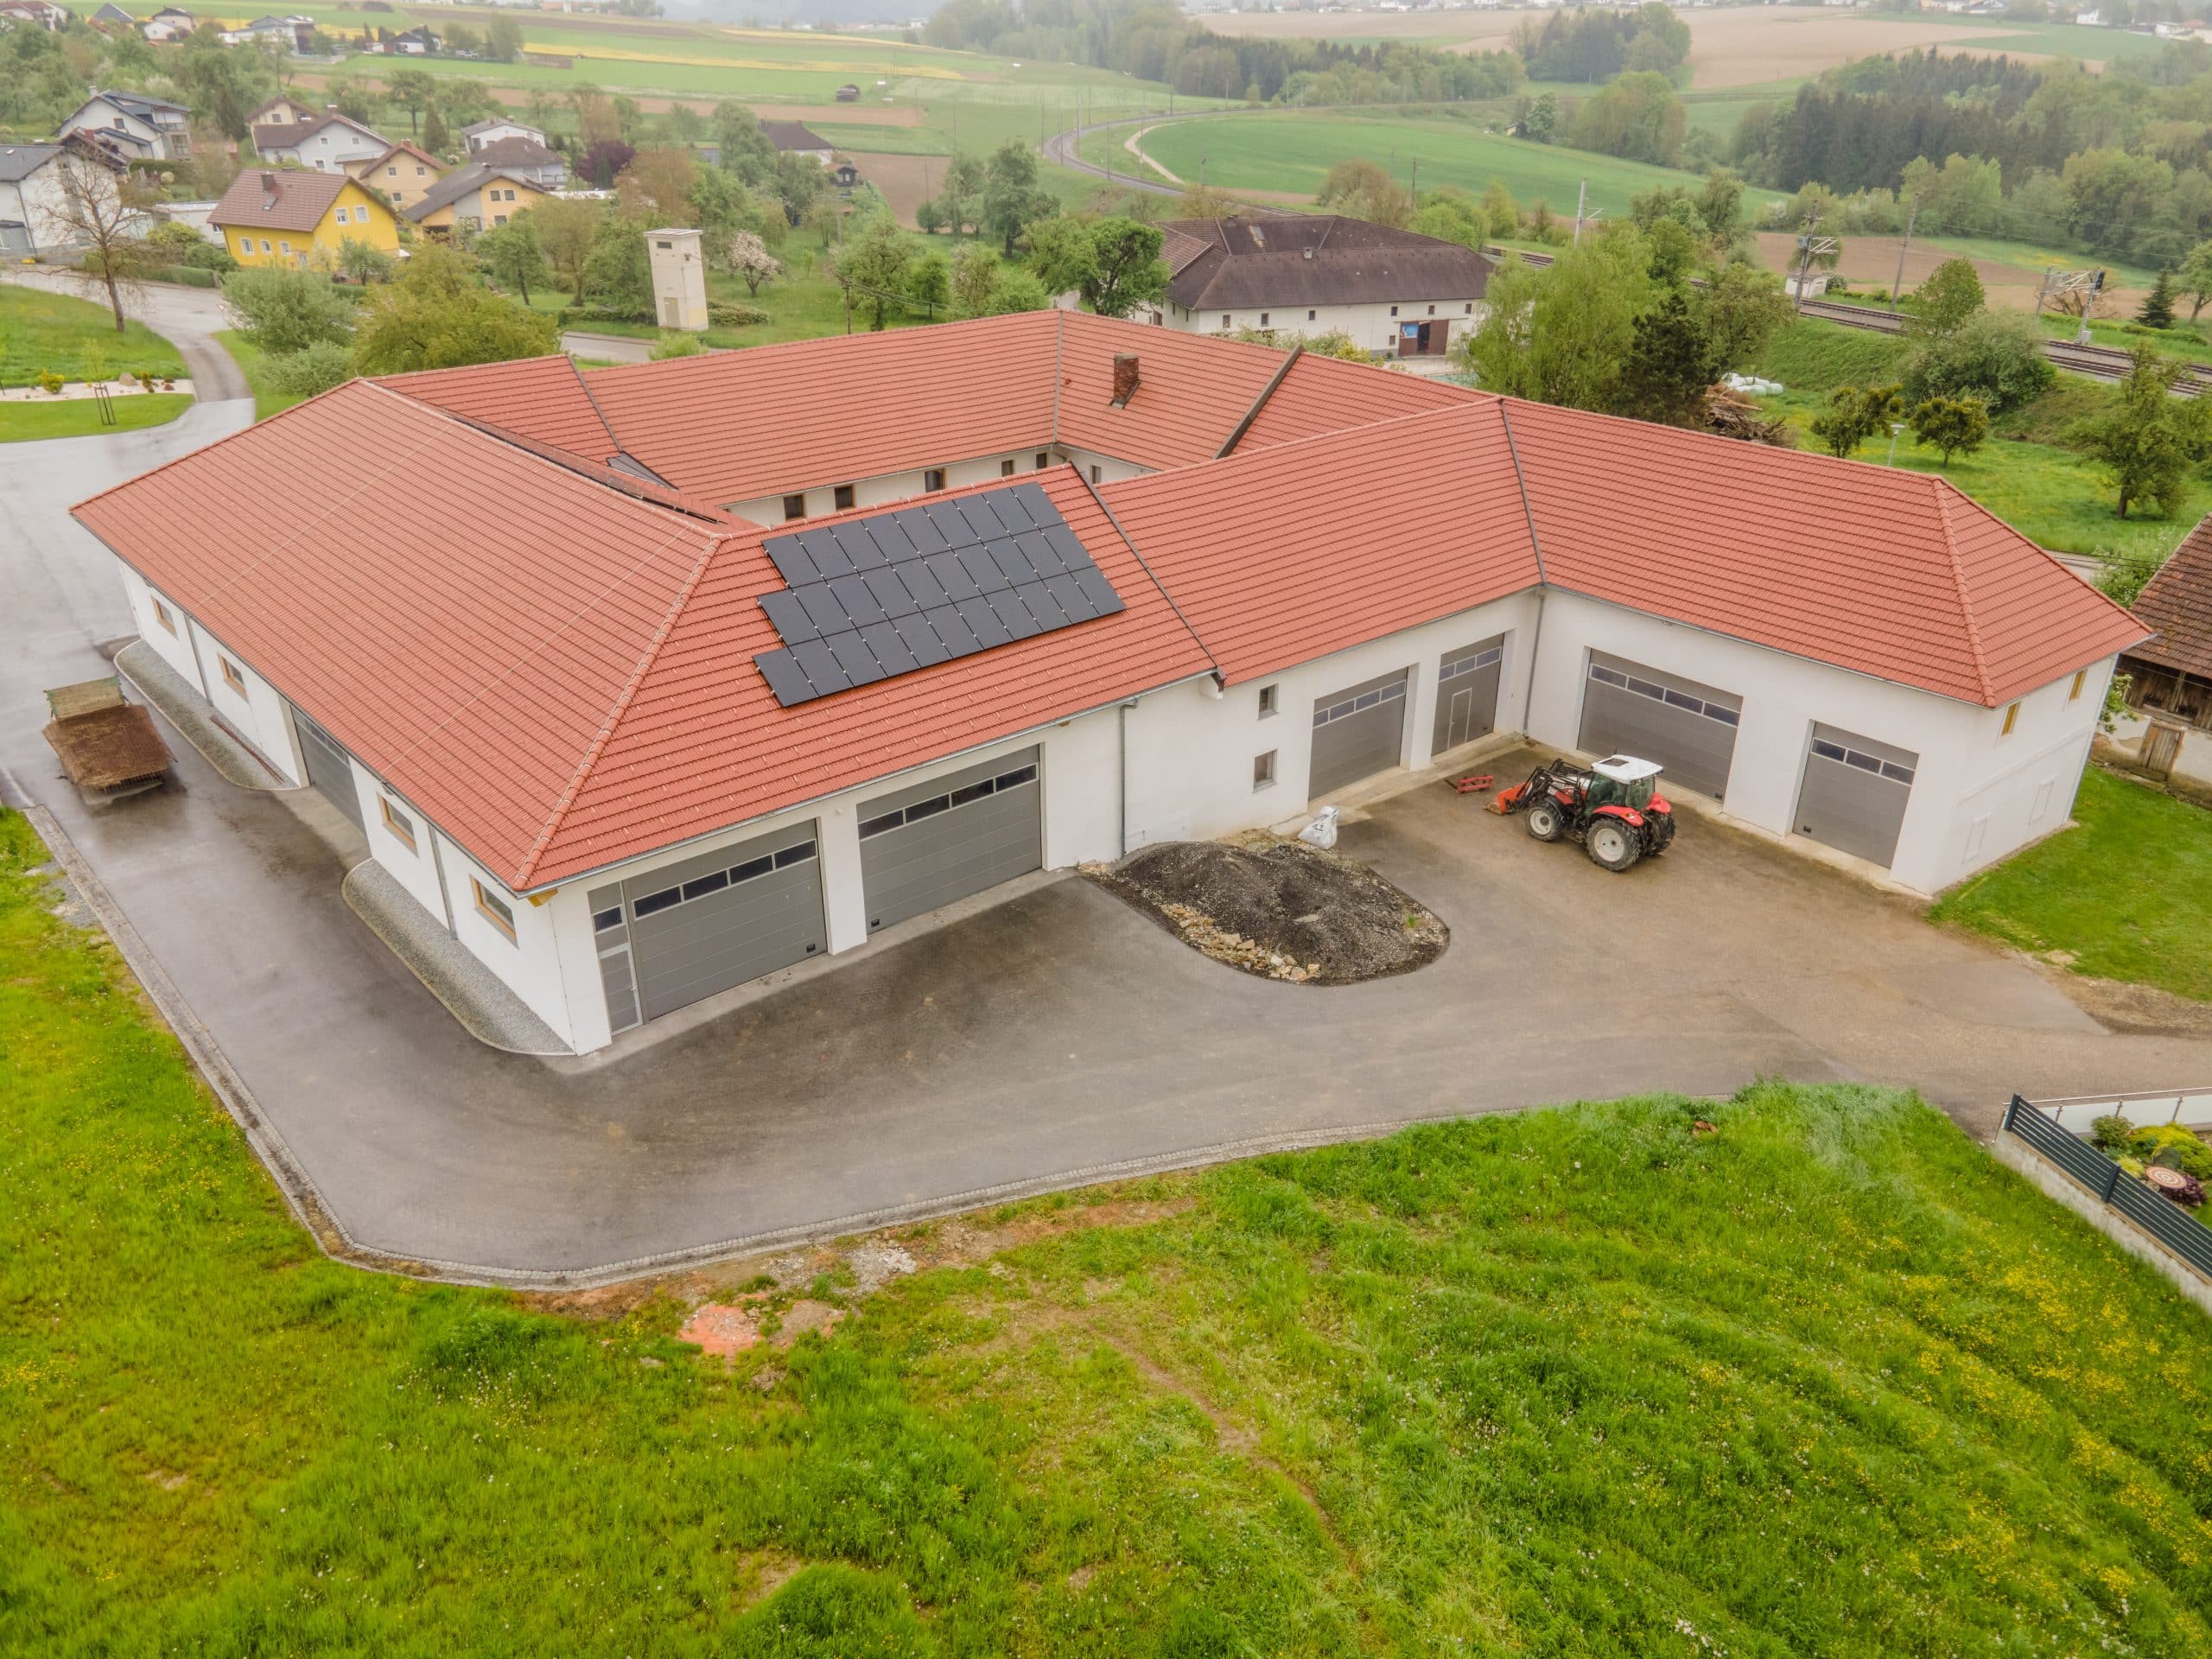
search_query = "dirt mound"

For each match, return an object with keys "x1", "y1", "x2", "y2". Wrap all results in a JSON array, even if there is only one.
[{"x1": 1088, "y1": 838, "x2": 1446, "y2": 984}]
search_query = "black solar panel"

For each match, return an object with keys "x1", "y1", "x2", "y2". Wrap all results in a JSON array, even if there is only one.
[{"x1": 752, "y1": 485, "x2": 1127, "y2": 706}]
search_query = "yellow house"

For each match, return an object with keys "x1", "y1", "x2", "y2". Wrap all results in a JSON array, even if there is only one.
[
  {"x1": 404, "y1": 164, "x2": 555, "y2": 238},
  {"x1": 210, "y1": 168, "x2": 400, "y2": 271},
  {"x1": 347, "y1": 141, "x2": 448, "y2": 215}
]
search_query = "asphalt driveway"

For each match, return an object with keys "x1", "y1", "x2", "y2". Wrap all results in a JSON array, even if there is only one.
[{"x1": 7, "y1": 325, "x2": 2211, "y2": 1287}]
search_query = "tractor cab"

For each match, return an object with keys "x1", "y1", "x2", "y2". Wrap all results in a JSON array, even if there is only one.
[{"x1": 1585, "y1": 755, "x2": 1663, "y2": 815}]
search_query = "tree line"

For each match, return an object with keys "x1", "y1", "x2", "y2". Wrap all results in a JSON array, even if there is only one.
[{"x1": 923, "y1": 0, "x2": 1522, "y2": 105}]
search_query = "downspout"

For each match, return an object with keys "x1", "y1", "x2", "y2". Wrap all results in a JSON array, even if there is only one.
[{"x1": 1117, "y1": 697, "x2": 1137, "y2": 858}]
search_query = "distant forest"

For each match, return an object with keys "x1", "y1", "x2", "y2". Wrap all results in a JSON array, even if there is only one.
[
  {"x1": 923, "y1": 0, "x2": 1524, "y2": 104},
  {"x1": 1732, "y1": 44, "x2": 2212, "y2": 265}
]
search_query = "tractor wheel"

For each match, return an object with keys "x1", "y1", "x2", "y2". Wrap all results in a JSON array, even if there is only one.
[
  {"x1": 1585, "y1": 820, "x2": 1642, "y2": 873},
  {"x1": 1523, "y1": 798, "x2": 1567, "y2": 842}
]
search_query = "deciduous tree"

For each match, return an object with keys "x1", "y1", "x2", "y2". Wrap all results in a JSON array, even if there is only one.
[
  {"x1": 1808, "y1": 383, "x2": 1904, "y2": 460},
  {"x1": 1908, "y1": 394, "x2": 1989, "y2": 467},
  {"x1": 2070, "y1": 343, "x2": 2212, "y2": 518},
  {"x1": 349, "y1": 239, "x2": 558, "y2": 374},
  {"x1": 533, "y1": 194, "x2": 603, "y2": 303},
  {"x1": 475, "y1": 214, "x2": 550, "y2": 305},
  {"x1": 46, "y1": 150, "x2": 151, "y2": 333},
  {"x1": 724, "y1": 229, "x2": 780, "y2": 298},
  {"x1": 223, "y1": 264, "x2": 355, "y2": 355}
]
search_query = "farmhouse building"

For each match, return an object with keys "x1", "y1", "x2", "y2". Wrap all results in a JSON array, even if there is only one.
[
  {"x1": 403, "y1": 162, "x2": 552, "y2": 233},
  {"x1": 1153, "y1": 214, "x2": 1493, "y2": 358},
  {"x1": 74, "y1": 312, "x2": 2142, "y2": 1057},
  {"x1": 760, "y1": 119, "x2": 835, "y2": 165},
  {"x1": 2114, "y1": 514, "x2": 2212, "y2": 785}
]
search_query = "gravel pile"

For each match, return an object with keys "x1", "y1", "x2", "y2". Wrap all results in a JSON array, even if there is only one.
[{"x1": 1086, "y1": 837, "x2": 1446, "y2": 984}]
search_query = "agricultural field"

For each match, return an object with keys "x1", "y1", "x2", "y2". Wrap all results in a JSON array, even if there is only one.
[
  {"x1": 6, "y1": 797, "x2": 2212, "y2": 1655},
  {"x1": 1094, "y1": 109, "x2": 1792, "y2": 222},
  {"x1": 1198, "y1": 5, "x2": 2171, "y2": 83}
]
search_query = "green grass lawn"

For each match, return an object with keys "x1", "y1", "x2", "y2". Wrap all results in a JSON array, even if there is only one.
[
  {"x1": 1931, "y1": 767, "x2": 2212, "y2": 1001},
  {"x1": 213, "y1": 329, "x2": 310, "y2": 423},
  {"x1": 6, "y1": 805, "x2": 2212, "y2": 1655},
  {"x1": 0, "y1": 283, "x2": 188, "y2": 390},
  {"x1": 0, "y1": 391, "x2": 191, "y2": 442},
  {"x1": 535, "y1": 251, "x2": 961, "y2": 353}
]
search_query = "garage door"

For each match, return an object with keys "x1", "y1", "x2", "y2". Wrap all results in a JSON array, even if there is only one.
[
  {"x1": 1795, "y1": 724, "x2": 1917, "y2": 868},
  {"x1": 289, "y1": 705, "x2": 363, "y2": 830},
  {"x1": 1309, "y1": 669, "x2": 1408, "y2": 799},
  {"x1": 1432, "y1": 636, "x2": 1504, "y2": 754},
  {"x1": 1577, "y1": 652, "x2": 1741, "y2": 798},
  {"x1": 588, "y1": 823, "x2": 826, "y2": 1031},
  {"x1": 859, "y1": 748, "x2": 1041, "y2": 933}
]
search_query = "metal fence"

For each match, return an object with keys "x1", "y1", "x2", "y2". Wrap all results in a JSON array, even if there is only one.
[
  {"x1": 2026, "y1": 1088, "x2": 2212, "y2": 1135},
  {"x1": 2003, "y1": 1096, "x2": 2212, "y2": 1280}
]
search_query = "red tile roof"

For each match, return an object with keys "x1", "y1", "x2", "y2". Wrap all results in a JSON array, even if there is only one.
[
  {"x1": 376, "y1": 355, "x2": 620, "y2": 464},
  {"x1": 2124, "y1": 513, "x2": 2212, "y2": 681},
  {"x1": 74, "y1": 309, "x2": 2150, "y2": 892},
  {"x1": 1100, "y1": 398, "x2": 1540, "y2": 684},
  {"x1": 1502, "y1": 398, "x2": 2145, "y2": 706},
  {"x1": 73, "y1": 383, "x2": 1210, "y2": 889},
  {"x1": 585, "y1": 312, "x2": 1062, "y2": 505}
]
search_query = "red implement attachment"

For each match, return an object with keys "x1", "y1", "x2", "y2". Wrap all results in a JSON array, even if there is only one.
[
  {"x1": 1450, "y1": 772, "x2": 1493, "y2": 795},
  {"x1": 1487, "y1": 780, "x2": 1529, "y2": 815}
]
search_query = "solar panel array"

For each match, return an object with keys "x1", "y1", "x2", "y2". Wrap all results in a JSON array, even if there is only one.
[{"x1": 751, "y1": 481, "x2": 1127, "y2": 708}]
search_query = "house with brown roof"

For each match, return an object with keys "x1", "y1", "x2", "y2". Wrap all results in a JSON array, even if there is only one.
[
  {"x1": 73, "y1": 310, "x2": 2142, "y2": 1055},
  {"x1": 402, "y1": 162, "x2": 553, "y2": 234},
  {"x1": 760, "y1": 119, "x2": 834, "y2": 165},
  {"x1": 463, "y1": 135, "x2": 567, "y2": 189},
  {"x1": 1154, "y1": 214, "x2": 1494, "y2": 358},
  {"x1": 2114, "y1": 517, "x2": 2212, "y2": 784},
  {"x1": 346, "y1": 139, "x2": 445, "y2": 213},
  {"x1": 210, "y1": 167, "x2": 397, "y2": 268}
]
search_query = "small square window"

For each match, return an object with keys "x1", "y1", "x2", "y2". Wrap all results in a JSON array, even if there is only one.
[
  {"x1": 1034, "y1": 451, "x2": 1049, "y2": 469},
  {"x1": 1258, "y1": 683, "x2": 1277, "y2": 718},
  {"x1": 1389, "y1": 305, "x2": 1399, "y2": 317},
  {"x1": 924, "y1": 467, "x2": 945, "y2": 492},
  {"x1": 1259, "y1": 312, "x2": 1269, "y2": 327},
  {"x1": 1253, "y1": 750, "x2": 1276, "y2": 791},
  {"x1": 1306, "y1": 309, "x2": 1316, "y2": 321},
  {"x1": 2069, "y1": 669, "x2": 2088, "y2": 701},
  {"x1": 1221, "y1": 313, "x2": 1230, "y2": 327},
  {"x1": 1090, "y1": 463, "x2": 1101, "y2": 483},
  {"x1": 278, "y1": 240, "x2": 290, "y2": 255},
  {"x1": 387, "y1": 164, "x2": 397, "y2": 175},
  {"x1": 334, "y1": 207, "x2": 347, "y2": 224},
  {"x1": 833, "y1": 483, "x2": 855, "y2": 511},
  {"x1": 2002, "y1": 701, "x2": 2020, "y2": 736},
  {"x1": 151, "y1": 596, "x2": 176, "y2": 634},
  {"x1": 1427, "y1": 304, "x2": 1434, "y2": 316},
  {"x1": 1000, "y1": 458, "x2": 1016, "y2": 478},
  {"x1": 472, "y1": 878, "x2": 517, "y2": 942},
  {"x1": 782, "y1": 493, "x2": 806, "y2": 521},
  {"x1": 218, "y1": 656, "x2": 246, "y2": 695},
  {"x1": 379, "y1": 796, "x2": 416, "y2": 851},
  {"x1": 260, "y1": 238, "x2": 272, "y2": 253},
  {"x1": 239, "y1": 236, "x2": 254, "y2": 256},
  {"x1": 1465, "y1": 302, "x2": 1473, "y2": 314}
]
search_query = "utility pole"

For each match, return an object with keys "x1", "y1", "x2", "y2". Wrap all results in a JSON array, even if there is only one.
[
  {"x1": 1889, "y1": 200, "x2": 1916, "y2": 313},
  {"x1": 1573, "y1": 177, "x2": 1587, "y2": 245},
  {"x1": 1408, "y1": 156, "x2": 1417, "y2": 209}
]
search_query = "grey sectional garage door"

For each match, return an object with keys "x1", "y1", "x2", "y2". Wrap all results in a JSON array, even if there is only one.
[
  {"x1": 1795, "y1": 724, "x2": 1917, "y2": 868},
  {"x1": 289, "y1": 706, "x2": 363, "y2": 830},
  {"x1": 588, "y1": 823, "x2": 826, "y2": 1031},
  {"x1": 859, "y1": 748, "x2": 1041, "y2": 933},
  {"x1": 1309, "y1": 669, "x2": 1408, "y2": 800},
  {"x1": 1432, "y1": 636, "x2": 1504, "y2": 754},
  {"x1": 1577, "y1": 652, "x2": 1741, "y2": 798}
]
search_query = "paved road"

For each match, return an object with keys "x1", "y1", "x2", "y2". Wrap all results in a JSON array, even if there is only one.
[
  {"x1": 5, "y1": 338, "x2": 2210, "y2": 1287},
  {"x1": 3, "y1": 268, "x2": 251, "y2": 404}
]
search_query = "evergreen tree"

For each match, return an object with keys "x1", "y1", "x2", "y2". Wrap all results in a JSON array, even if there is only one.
[
  {"x1": 2138, "y1": 265, "x2": 2177, "y2": 329},
  {"x1": 421, "y1": 105, "x2": 449, "y2": 156}
]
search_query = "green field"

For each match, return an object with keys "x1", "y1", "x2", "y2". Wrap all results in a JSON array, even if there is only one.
[
  {"x1": 6, "y1": 801, "x2": 2212, "y2": 1654},
  {"x1": 1932, "y1": 768, "x2": 2212, "y2": 1001},
  {"x1": 1935, "y1": 15, "x2": 2180, "y2": 61},
  {"x1": 1110, "y1": 109, "x2": 1789, "y2": 219},
  {"x1": 0, "y1": 283, "x2": 188, "y2": 390}
]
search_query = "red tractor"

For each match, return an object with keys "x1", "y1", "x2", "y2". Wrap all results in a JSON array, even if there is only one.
[{"x1": 1494, "y1": 754, "x2": 1675, "y2": 872}]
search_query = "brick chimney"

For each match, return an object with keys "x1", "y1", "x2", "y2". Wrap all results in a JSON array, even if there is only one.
[{"x1": 1110, "y1": 353, "x2": 1140, "y2": 408}]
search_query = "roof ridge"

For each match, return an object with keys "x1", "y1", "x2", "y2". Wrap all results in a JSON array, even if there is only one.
[
  {"x1": 1076, "y1": 463, "x2": 1222, "y2": 677},
  {"x1": 565, "y1": 351, "x2": 628, "y2": 463},
  {"x1": 1213, "y1": 342, "x2": 1302, "y2": 459},
  {"x1": 514, "y1": 527, "x2": 734, "y2": 887},
  {"x1": 1051, "y1": 307, "x2": 1065, "y2": 448},
  {"x1": 1929, "y1": 477, "x2": 1998, "y2": 706},
  {"x1": 1495, "y1": 399, "x2": 1547, "y2": 588}
]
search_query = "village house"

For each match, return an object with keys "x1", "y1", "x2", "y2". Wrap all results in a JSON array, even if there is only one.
[
  {"x1": 253, "y1": 111, "x2": 391, "y2": 171},
  {"x1": 346, "y1": 140, "x2": 446, "y2": 213},
  {"x1": 404, "y1": 162, "x2": 553, "y2": 234},
  {"x1": 210, "y1": 167, "x2": 398, "y2": 269},
  {"x1": 58, "y1": 90, "x2": 194, "y2": 162},
  {"x1": 0, "y1": 137, "x2": 125, "y2": 258}
]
